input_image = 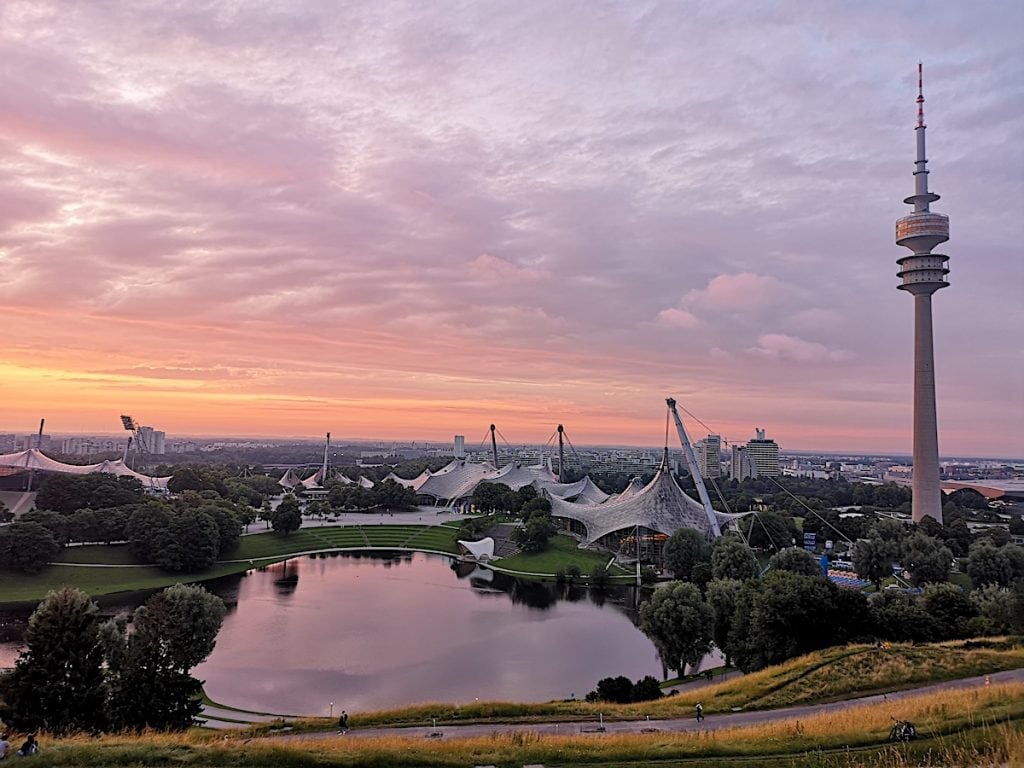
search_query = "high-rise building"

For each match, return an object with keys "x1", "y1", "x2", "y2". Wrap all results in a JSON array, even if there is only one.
[
  {"x1": 453, "y1": 435, "x2": 466, "y2": 459},
  {"x1": 137, "y1": 426, "x2": 166, "y2": 454},
  {"x1": 697, "y1": 434, "x2": 722, "y2": 479},
  {"x1": 744, "y1": 428, "x2": 780, "y2": 478},
  {"x1": 895, "y1": 64, "x2": 949, "y2": 525},
  {"x1": 731, "y1": 445, "x2": 754, "y2": 481}
]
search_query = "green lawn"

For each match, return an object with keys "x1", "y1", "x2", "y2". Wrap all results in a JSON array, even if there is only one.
[
  {"x1": 1, "y1": 524, "x2": 464, "y2": 606},
  {"x1": 0, "y1": 561, "x2": 273, "y2": 606},
  {"x1": 496, "y1": 534, "x2": 631, "y2": 577},
  {"x1": 59, "y1": 544, "x2": 139, "y2": 565}
]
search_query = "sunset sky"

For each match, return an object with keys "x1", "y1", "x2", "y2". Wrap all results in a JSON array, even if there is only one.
[{"x1": 1, "y1": 1, "x2": 1021, "y2": 457}]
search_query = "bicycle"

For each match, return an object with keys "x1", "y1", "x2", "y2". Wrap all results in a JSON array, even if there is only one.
[{"x1": 888, "y1": 718, "x2": 917, "y2": 742}]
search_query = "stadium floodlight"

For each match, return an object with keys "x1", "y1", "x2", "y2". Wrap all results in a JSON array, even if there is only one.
[{"x1": 120, "y1": 415, "x2": 137, "y2": 431}]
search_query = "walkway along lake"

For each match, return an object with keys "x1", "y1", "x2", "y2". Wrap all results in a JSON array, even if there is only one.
[{"x1": 0, "y1": 551, "x2": 665, "y2": 714}]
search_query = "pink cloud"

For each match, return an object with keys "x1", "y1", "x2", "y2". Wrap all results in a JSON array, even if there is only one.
[
  {"x1": 749, "y1": 334, "x2": 854, "y2": 363},
  {"x1": 655, "y1": 307, "x2": 700, "y2": 329},
  {"x1": 684, "y1": 273, "x2": 788, "y2": 312},
  {"x1": 469, "y1": 253, "x2": 550, "y2": 282}
]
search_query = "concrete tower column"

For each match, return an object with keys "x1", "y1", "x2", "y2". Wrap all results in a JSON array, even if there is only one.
[{"x1": 911, "y1": 292, "x2": 942, "y2": 523}]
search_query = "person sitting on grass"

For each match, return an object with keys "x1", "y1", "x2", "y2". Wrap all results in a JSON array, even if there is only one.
[
  {"x1": 0, "y1": 732, "x2": 10, "y2": 760},
  {"x1": 16, "y1": 734, "x2": 39, "y2": 757}
]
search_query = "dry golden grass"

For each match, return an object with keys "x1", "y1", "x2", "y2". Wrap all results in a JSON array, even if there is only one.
[{"x1": 28, "y1": 681, "x2": 1023, "y2": 767}]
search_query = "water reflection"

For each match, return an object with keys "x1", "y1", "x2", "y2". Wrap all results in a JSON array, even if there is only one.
[
  {"x1": 196, "y1": 552, "x2": 662, "y2": 714},
  {"x1": 1, "y1": 552, "x2": 665, "y2": 712}
]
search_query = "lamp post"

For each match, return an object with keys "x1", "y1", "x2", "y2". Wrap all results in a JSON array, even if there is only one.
[{"x1": 329, "y1": 702, "x2": 334, "y2": 717}]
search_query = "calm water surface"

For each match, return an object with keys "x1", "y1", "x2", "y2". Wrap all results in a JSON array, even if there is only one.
[
  {"x1": 195, "y1": 552, "x2": 663, "y2": 714},
  {"x1": 0, "y1": 552, "x2": 666, "y2": 714}
]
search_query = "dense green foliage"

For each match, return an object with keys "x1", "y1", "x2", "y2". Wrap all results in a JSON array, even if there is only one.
[
  {"x1": 586, "y1": 674, "x2": 663, "y2": 703},
  {"x1": 0, "y1": 584, "x2": 225, "y2": 734},
  {"x1": 0, "y1": 587, "x2": 108, "y2": 733},
  {"x1": 662, "y1": 527, "x2": 711, "y2": 580},
  {"x1": 638, "y1": 582, "x2": 713, "y2": 675},
  {"x1": 271, "y1": 495, "x2": 303, "y2": 534},
  {"x1": 102, "y1": 584, "x2": 227, "y2": 731},
  {"x1": 0, "y1": 521, "x2": 60, "y2": 574}
]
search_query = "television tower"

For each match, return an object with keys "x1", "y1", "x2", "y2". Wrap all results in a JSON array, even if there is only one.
[{"x1": 895, "y1": 63, "x2": 949, "y2": 525}]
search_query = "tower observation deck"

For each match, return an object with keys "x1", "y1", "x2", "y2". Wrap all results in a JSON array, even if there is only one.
[{"x1": 896, "y1": 64, "x2": 949, "y2": 525}]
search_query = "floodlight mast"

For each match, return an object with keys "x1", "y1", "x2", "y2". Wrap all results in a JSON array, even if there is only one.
[{"x1": 666, "y1": 398, "x2": 721, "y2": 537}]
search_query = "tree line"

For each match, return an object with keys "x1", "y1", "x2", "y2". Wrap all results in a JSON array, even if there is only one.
[
  {"x1": 638, "y1": 524, "x2": 1024, "y2": 678},
  {"x1": 0, "y1": 584, "x2": 225, "y2": 733}
]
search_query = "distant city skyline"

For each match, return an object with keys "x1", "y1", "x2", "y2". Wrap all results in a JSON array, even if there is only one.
[{"x1": 1, "y1": 3, "x2": 1021, "y2": 457}]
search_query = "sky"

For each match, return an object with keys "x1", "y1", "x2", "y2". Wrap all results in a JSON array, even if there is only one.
[{"x1": 1, "y1": 1, "x2": 1022, "y2": 457}]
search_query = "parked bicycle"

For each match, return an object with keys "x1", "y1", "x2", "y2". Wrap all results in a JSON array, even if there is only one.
[{"x1": 889, "y1": 718, "x2": 917, "y2": 742}]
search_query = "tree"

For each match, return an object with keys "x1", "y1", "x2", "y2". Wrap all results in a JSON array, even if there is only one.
[
  {"x1": 0, "y1": 499, "x2": 11, "y2": 523},
  {"x1": 921, "y1": 583, "x2": 978, "y2": 640},
  {"x1": 706, "y1": 578, "x2": 743, "y2": 667},
  {"x1": 272, "y1": 495, "x2": 303, "y2": 535},
  {"x1": 512, "y1": 514, "x2": 556, "y2": 553},
  {"x1": 102, "y1": 584, "x2": 226, "y2": 731},
  {"x1": 18, "y1": 509, "x2": 69, "y2": 545},
  {"x1": 711, "y1": 536, "x2": 758, "y2": 581},
  {"x1": 2, "y1": 587, "x2": 107, "y2": 733},
  {"x1": 0, "y1": 521, "x2": 60, "y2": 574},
  {"x1": 901, "y1": 532, "x2": 953, "y2": 586},
  {"x1": 521, "y1": 496, "x2": 552, "y2": 520},
  {"x1": 728, "y1": 571, "x2": 848, "y2": 672},
  {"x1": 742, "y1": 511, "x2": 797, "y2": 551},
  {"x1": 198, "y1": 504, "x2": 243, "y2": 556},
  {"x1": 767, "y1": 547, "x2": 822, "y2": 577},
  {"x1": 868, "y1": 590, "x2": 937, "y2": 643},
  {"x1": 154, "y1": 510, "x2": 220, "y2": 572},
  {"x1": 471, "y1": 482, "x2": 516, "y2": 513},
  {"x1": 125, "y1": 503, "x2": 172, "y2": 562},
  {"x1": 631, "y1": 675, "x2": 664, "y2": 702},
  {"x1": 638, "y1": 582, "x2": 712, "y2": 676},
  {"x1": 970, "y1": 584, "x2": 1023, "y2": 635},
  {"x1": 965, "y1": 541, "x2": 1012, "y2": 587},
  {"x1": 586, "y1": 675, "x2": 634, "y2": 703},
  {"x1": 662, "y1": 528, "x2": 712, "y2": 581},
  {"x1": 853, "y1": 536, "x2": 897, "y2": 589}
]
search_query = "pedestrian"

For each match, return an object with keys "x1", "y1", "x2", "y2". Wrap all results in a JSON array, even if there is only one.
[
  {"x1": 338, "y1": 710, "x2": 349, "y2": 733},
  {"x1": 16, "y1": 734, "x2": 39, "y2": 756},
  {"x1": 695, "y1": 702, "x2": 704, "y2": 722},
  {"x1": 0, "y1": 732, "x2": 10, "y2": 760}
]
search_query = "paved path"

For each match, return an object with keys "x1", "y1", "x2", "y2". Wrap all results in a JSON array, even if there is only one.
[{"x1": 272, "y1": 668, "x2": 1023, "y2": 742}]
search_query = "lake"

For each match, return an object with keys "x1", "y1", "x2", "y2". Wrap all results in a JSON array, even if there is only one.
[{"x1": 1, "y1": 552, "x2": 667, "y2": 714}]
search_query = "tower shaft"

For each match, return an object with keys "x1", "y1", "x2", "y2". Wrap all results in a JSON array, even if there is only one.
[{"x1": 911, "y1": 294, "x2": 942, "y2": 523}]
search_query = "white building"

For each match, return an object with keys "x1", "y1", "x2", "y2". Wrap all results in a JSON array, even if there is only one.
[{"x1": 743, "y1": 428, "x2": 780, "y2": 478}]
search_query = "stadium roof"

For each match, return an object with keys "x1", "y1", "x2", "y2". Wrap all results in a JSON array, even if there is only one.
[
  {"x1": 547, "y1": 463, "x2": 743, "y2": 544},
  {"x1": 0, "y1": 448, "x2": 171, "y2": 491}
]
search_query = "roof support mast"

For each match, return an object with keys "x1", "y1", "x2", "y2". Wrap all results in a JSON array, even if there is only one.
[
  {"x1": 557, "y1": 424, "x2": 565, "y2": 482},
  {"x1": 666, "y1": 398, "x2": 721, "y2": 537},
  {"x1": 489, "y1": 424, "x2": 498, "y2": 468}
]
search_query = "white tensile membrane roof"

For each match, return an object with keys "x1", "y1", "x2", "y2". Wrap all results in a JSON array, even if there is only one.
[
  {"x1": 457, "y1": 537, "x2": 495, "y2": 561},
  {"x1": 547, "y1": 463, "x2": 740, "y2": 545},
  {"x1": 415, "y1": 459, "x2": 559, "y2": 503},
  {"x1": 0, "y1": 448, "x2": 171, "y2": 491}
]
